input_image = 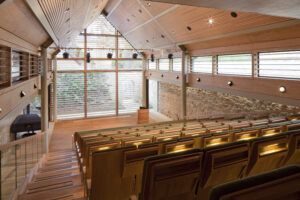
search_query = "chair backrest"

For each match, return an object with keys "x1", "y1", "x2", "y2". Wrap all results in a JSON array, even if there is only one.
[
  {"x1": 209, "y1": 165, "x2": 300, "y2": 200},
  {"x1": 233, "y1": 130, "x2": 259, "y2": 141},
  {"x1": 203, "y1": 133, "x2": 232, "y2": 148},
  {"x1": 284, "y1": 130, "x2": 300, "y2": 166},
  {"x1": 140, "y1": 149, "x2": 203, "y2": 200},
  {"x1": 201, "y1": 141, "x2": 250, "y2": 189},
  {"x1": 260, "y1": 126, "x2": 282, "y2": 137},
  {"x1": 246, "y1": 134, "x2": 289, "y2": 176}
]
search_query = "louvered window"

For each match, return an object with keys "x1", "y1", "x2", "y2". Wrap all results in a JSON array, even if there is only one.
[
  {"x1": 12, "y1": 50, "x2": 29, "y2": 83},
  {"x1": 87, "y1": 36, "x2": 115, "y2": 49},
  {"x1": 172, "y1": 58, "x2": 182, "y2": 72},
  {"x1": 159, "y1": 59, "x2": 169, "y2": 71},
  {"x1": 0, "y1": 45, "x2": 11, "y2": 87},
  {"x1": 57, "y1": 60, "x2": 84, "y2": 71},
  {"x1": 86, "y1": 15, "x2": 115, "y2": 34},
  {"x1": 191, "y1": 56, "x2": 212, "y2": 73},
  {"x1": 148, "y1": 60, "x2": 156, "y2": 70},
  {"x1": 57, "y1": 73, "x2": 85, "y2": 120},
  {"x1": 30, "y1": 54, "x2": 40, "y2": 77},
  {"x1": 118, "y1": 72, "x2": 142, "y2": 114},
  {"x1": 87, "y1": 60, "x2": 115, "y2": 70},
  {"x1": 87, "y1": 72, "x2": 116, "y2": 117},
  {"x1": 259, "y1": 51, "x2": 300, "y2": 79},
  {"x1": 89, "y1": 49, "x2": 115, "y2": 58},
  {"x1": 118, "y1": 60, "x2": 142, "y2": 70},
  {"x1": 218, "y1": 54, "x2": 252, "y2": 76}
]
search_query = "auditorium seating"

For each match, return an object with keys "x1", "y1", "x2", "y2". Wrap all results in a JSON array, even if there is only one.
[
  {"x1": 73, "y1": 113, "x2": 300, "y2": 200},
  {"x1": 209, "y1": 165, "x2": 300, "y2": 200}
]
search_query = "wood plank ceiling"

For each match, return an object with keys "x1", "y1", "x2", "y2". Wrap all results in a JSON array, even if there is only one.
[
  {"x1": 103, "y1": 0, "x2": 299, "y2": 56},
  {"x1": 37, "y1": 0, "x2": 109, "y2": 47}
]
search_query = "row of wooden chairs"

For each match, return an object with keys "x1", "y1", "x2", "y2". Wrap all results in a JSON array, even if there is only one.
[
  {"x1": 73, "y1": 116, "x2": 300, "y2": 200},
  {"x1": 75, "y1": 117, "x2": 298, "y2": 180}
]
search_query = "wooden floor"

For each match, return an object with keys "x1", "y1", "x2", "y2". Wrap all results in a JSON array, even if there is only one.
[
  {"x1": 18, "y1": 111, "x2": 170, "y2": 200},
  {"x1": 49, "y1": 111, "x2": 170, "y2": 152}
]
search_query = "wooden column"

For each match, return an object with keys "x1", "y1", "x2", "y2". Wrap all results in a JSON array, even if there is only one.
[
  {"x1": 115, "y1": 30, "x2": 119, "y2": 116},
  {"x1": 41, "y1": 47, "x2": 49, "y2": 153},
  {"x1": 84, "y1": 29, "x2": 87, "y2": 118},
  {"x1": 142, "y1": 56, "x2": 148, "y2": 108},
  {"x1": 53, "y1": 57, "x2": 57, "y2": 121},
  {"x1": 181, "y1": 51, "x2": 187, "y2": 119}
]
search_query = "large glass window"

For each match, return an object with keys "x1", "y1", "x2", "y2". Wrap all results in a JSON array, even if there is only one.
[
  {"x1": 218, "y1": 54, "x2": 252, "y2": 76},
  {"x1": 118, "y1": 60, "x2": 142, "y2": 70},
  {"x1": 191, "y1": 56, "x2": 212, "y2": 73},
  {"x1": 87, "y1": 60, "x2": 115, "y2": 70},
  {"x1": 57, "y1": 60, "x2": 84, "y2": 71},
  {"x1": 259, "y1": 51, "x2": 300, "y2": 79},
  {"x1": 149, "y1": 80, "x2": 158, "y2": 112},
  {"x1": 87, "y1": 72, "x2": 116, "y2": 117},
  {"x1": 118, "y1": 72, "x2": 142, "y2": 114}
]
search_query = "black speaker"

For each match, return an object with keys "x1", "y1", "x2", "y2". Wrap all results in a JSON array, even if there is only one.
[
  {"x1": 107, "y1": 53, "x2": 113, "y2": 59},
  {"x1": 168, "y1": 53, "x2": 173, "y2": 59},
  {"x1": 132, "y1": 53, "x2": 138, "y2": 59},
  {"x1": 151, "y1": 54, "x2": 154, "y2": 62},
  {"x1": 87, "y1": 52, "x2": 91, "y2": 63},
  {"x1": 63, "y1": 52, "x2": 69, "y2": 59}
]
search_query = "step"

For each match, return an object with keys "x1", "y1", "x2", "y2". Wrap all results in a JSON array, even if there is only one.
[
  {"x1": 18, "y1": 185, "x2": 84, "y2": 200},
  {"x1": 45, "y1": 155, "x2": 77, "y2": 163},
  {"x1": 33, "y1": 167, "x2": 80, "y2": 182},
  {"x1": 26, "y1": 174, "x2": 82, "y2": 194},
  {"x1": 44, "y1": 158, "x2": 77, "y2": 167},
  {"x1": 39, "y1": 161, "x2": 78, "y2": 173}
]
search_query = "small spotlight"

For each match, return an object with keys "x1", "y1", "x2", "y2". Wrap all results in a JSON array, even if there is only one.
[
  {"x1": 63, "y1": 52, "x2": 69, "y2": 59},
  {"x1": 132, "y1": 53, "x2": 138, "y2": 59},
  {"x1": 151, "y1": 54, "x2": 155, "y2": 62},
  {"x1": 107, "y1": 53, "x2": 113, "y2": 59},
  {"x1": 208, "y1": 18, "x2": 214, "y2": 24},
  {"x1": 227, "y1": 81, "x2": 233, "y2": 86},
  {"x1": 87, "y1": 52, "x2": 91, "y2": 63},
  {"x1": 187, "y1": 26, "x2": 192, "y2": 31},
  {"x1": 168, "y1": 53, "x2": 173, "y2": 59},
  {"x1": 197, "y1": 77, "x2": 200, "y2": 82},
  {"x1": 279, "y1": 86, "x2": 286, "y2": 93},
  {"x1": 161, "y1": 34, "x2": 165, "y2": 38},
  {"x1": 146, "y1": 2, "x2": 151, "y2": 6},
  {"x1": 231, "y1": 12, "x2": 238, "y2": 18}
]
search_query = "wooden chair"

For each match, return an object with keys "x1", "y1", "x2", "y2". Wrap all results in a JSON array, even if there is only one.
[
  {"x1": 209, "y1": 165, "x2": 300, "y2": 200},
  {"x1": 284, "y1": 129, "x2": 300, "y2": 166},
  {"x1": 246, "y1": 134, "x2": 289, "y2": 177},
  {"x1": 199, "y1": 141, "x2": 250, "y2": 200},
  {"x1": 140, "y1": 149, "x2": 203, "y2": 200}
]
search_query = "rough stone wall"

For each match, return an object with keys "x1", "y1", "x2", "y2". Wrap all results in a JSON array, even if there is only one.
[{"x1": 158, "y1": 82, "x2": 299, "y2": 120}]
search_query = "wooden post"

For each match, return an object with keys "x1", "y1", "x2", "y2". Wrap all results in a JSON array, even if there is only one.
[
  {"x1": 116, "y1": 30, "x2": 119, "y2": 116},
  {"x1": 53, "y1": 57, "x2": 57, "y2": 121},
  {"x1": 41, "y1": 47, "x2": 49, "y2": 153},
  {"x1": 84, "y1": 29, "x2": 88, "y2": 118},
  {"x1": 181, "y1": 51, "x2": 187, "y2": 119},
  {"x1": 142, "y1": 56, "x2": 148, "y2": 108}
]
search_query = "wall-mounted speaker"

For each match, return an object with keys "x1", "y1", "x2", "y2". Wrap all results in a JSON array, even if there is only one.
[
  {"x1": 63, "y1": 52, "x2": 69, "y2": 59},
  {"x1": 107, "y1": 53, "x2": 113, "y2": 59},
  {"x1": 168, "y1": 53, "x2": 173, "y2": 59},
  {"x1": 151, "y1": 54, "x2": 155, "y2": 62},
  {"x1": 132, "y1": 53, "x2": 138, "y2": 59},
  {"x1": 87, "y1": 52, "x2": 91, "y2": 63}
]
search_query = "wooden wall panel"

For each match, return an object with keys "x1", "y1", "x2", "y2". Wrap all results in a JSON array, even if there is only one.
[
  {"x1": 0, "y1": 77, "x2": 39, "y2": 120},
  {"x1": 139, "y1": 1, "x2": 174, "y2": 17},
  {"x1": 146, "y1": 70, "x2": 182, "y2": 85},
  {"x1": 0, "y1": 0, "x2": 48, "y2": 49},
  {"x1": 188, "y1": 73, "x2": 300, "y2": 101}
]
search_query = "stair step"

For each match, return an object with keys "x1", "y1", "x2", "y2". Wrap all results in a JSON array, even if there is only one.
[
  {"x1": 39, "y1": 161, "x2": 78, "y2": 173},
  {"x1": 45, "y1": 155, "x2": 76, "y2": 162},
  {"x1": 44, "y1": 158, "x2": 77, "y2": 167},
  {"x1": 18, "y1": 185, "x2": 84, "y2": 200},
  {"x1": 33, "y1": 167, "x2": 79, "y2": 182},
  {"x1": 26, "y1": 174, "x2": 82, "y2": 194}
]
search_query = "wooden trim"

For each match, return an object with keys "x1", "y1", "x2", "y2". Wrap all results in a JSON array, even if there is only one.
[
  {"x1": 146, "y1": 70, "x2": 182, "y2": 85},
  {"x1": 115, "y1": 30, "x2": 119, "y2": 116},
  {"x1": 188, "y1": 73, "x2": 300, "y2": 102}
]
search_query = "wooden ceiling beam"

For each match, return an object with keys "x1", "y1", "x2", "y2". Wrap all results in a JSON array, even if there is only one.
[
  {"x1": 147, "y1": 0, "x2": 300, "y2": 19},
  {"x1": 156, "y1": 19, "x2": 300, "y2": 49},
  {"x1": 25, "y1": 0, "x2": 59, "y2": 46}
]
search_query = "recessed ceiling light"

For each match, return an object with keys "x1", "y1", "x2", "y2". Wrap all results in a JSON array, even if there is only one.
[
  {"x1": 161, "y1": 34, "x2": 165, "y2": 38},
  {"x1": 138, "y1": 9, "x2": 142, "y2": 13},
  {"x1": 208, "y1": 18, "x2": 214, "y2": 24},
  {"x1": 187, "y1": 26, "x2": 192, "y2": 31},
  {"x1": 279, "y1": 86, "x2": 286, "y2": 93},
  {"x1": 146, "y1": 2, "x2": 151, "y2": 6}
]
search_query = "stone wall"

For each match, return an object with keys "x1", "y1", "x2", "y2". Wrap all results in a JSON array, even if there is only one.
[{"x1": 158, "y1": 82, "x2": 299, "y2": 120}]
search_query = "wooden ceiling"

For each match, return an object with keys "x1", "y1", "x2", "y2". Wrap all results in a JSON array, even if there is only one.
[
  {"x1": 35, "y1": 0, "x2": 108, "y2": 47},
  {"x1": 0, "y1": 0, "x2": 49, "y2": 51},
  {"x1": 104, "y1": 0, "x2": 300, "y2": 56},
  {"x1": 147, "y1": 0, "x2": 300, "y2": 19}
]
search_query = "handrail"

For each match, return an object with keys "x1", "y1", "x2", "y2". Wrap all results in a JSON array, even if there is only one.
[{"x1": 0, "y1": 132, "x2": 45, "y2": 151}]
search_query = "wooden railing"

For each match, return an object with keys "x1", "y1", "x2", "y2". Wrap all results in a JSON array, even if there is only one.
[{"x1": 0, "y1": 132, "x2": 45, "y2": 200}]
